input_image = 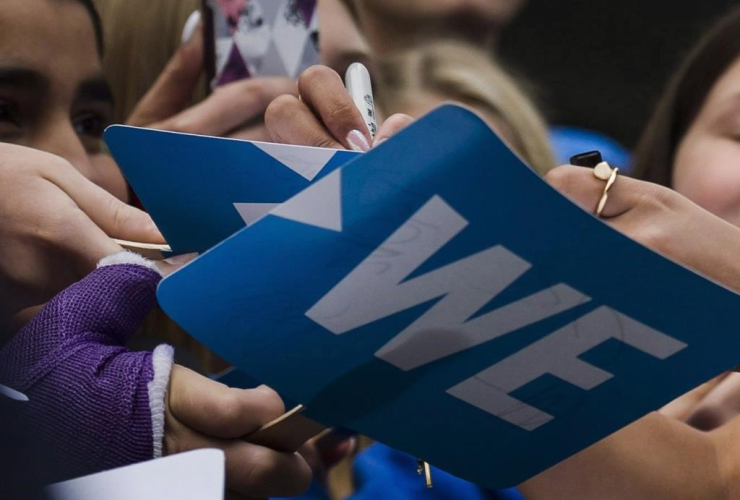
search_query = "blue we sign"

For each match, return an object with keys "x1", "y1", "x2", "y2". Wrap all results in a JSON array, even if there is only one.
[
  {"x1": 158, "y1": 105, "x2": 740, "y2": 488},
  {"x1": 306, "y1": 193, "x2": 686, "y2": 431}
]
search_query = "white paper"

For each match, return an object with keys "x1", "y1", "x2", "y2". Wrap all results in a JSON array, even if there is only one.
[
  {"x1": 47, "y1": 449, "x2": 225, "y2": 500},
  {"x1": 0, "y1": 383, "x2": 28, "y2": 401}
]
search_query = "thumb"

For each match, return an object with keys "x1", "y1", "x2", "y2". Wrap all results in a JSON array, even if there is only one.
[
  {"x1": 0, "y1": 253, "x2": 162, "y2": 393},
  {"x1": 373, "y1": 113, "x2": 414, "y2": 146},
  {"x1": 127, "y1": 23, "x2": 204, "y2": 127}
]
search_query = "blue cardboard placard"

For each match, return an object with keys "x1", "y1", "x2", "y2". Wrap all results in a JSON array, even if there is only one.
[
  {"x1": 105, "y1": 126, "x2": 360, "y2": 253},
  {"x1": 157, "y1": 105, "x2": 740, "y2": 488}
]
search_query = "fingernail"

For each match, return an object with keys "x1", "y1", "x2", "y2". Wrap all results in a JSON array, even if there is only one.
[
  {"x1": 346, "y1": 130, "x2": 371, "y2": 152},
  {"x1": 164, "y1": 252, "x2": 198, "y2": 265},
  {"x1": 181, "y1": 10, "x2": 202, "y2": 45}
]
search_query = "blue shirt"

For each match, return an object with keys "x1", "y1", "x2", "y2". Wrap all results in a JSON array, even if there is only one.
[{"x1": 287, "y1": 443, "x2": 528, "y2": 500}]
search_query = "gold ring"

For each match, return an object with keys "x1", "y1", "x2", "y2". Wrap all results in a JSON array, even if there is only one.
[{"x1": 593, "y1": 162, "x2": 619, "y2": 217}]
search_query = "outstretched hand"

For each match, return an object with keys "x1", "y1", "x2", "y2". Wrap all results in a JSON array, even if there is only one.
[{"x1": 128, "y1": 25, "x2": 297, "y2": 142}]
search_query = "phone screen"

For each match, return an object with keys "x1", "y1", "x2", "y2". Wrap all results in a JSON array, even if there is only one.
[{"x1": 203, "y1": 0, "x2": 320, "y2": 90}]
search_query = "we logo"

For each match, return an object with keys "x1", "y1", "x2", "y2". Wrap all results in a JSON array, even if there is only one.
[{"x1": 306, "y1": 196, "x2": 687, "y2": 431}]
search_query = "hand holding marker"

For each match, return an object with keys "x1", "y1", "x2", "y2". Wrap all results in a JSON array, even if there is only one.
[
  {"x1": 265, "y1": 63, "x2": 413, "y2": 150},
  {"x1": 344, "y1": 62, "x2": 415, "y2": 147}
]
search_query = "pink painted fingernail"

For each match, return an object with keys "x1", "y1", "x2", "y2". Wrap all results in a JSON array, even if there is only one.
[
  {"x1": 346, "y1": 130, "x2": 370, "y2": 152},
  {"x1": 181, "y1": 10, "x2": 201, "y2": 45}
]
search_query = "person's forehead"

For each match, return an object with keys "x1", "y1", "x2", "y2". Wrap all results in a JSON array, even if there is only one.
[{"x1": 0, "y1": 0, "x2": 101, "y2": 83}]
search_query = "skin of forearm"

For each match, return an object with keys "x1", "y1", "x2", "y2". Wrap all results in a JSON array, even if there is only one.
[{"x1": 519, "y1": 412, "x2": 729, "y2": 500}]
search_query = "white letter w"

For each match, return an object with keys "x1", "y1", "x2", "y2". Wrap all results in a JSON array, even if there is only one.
[{"x1": 306, "y1": 195, "x2": 591, "y2": 371}]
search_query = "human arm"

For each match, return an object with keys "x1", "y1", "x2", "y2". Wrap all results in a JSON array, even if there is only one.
[
  {"x1": 518, "y1": 166, "x2": 740, "y2": 500},
  {"x1": 0, "y1": 144, "x2": 163, "y2": 334},
  {"x1": 126, "y1": 24, "x2": 298, "y2": 142},
  {"x1": 0, "y1": 252, "x2": 311, "y2": 497}
]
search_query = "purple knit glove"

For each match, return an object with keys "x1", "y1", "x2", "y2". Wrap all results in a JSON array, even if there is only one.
[{"x1": 0, "y1": 252, "x2": 174, "y2": 479}]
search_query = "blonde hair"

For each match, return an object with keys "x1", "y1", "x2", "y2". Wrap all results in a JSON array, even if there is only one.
[
  {"x1": 375, "y1": 41, "x2": 555, "y2": 176},
  {"x1": 93, "y1": 0, "x2": 217, "y2": 370},
  {"x1": 92, "y1": 0, "x2": 204, "y2": 124}
]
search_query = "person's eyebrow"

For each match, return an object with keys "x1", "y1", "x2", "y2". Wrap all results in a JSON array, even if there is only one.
[
  {"x1": 75, "y1": 77, "x2": 114, "y2": 104},
  {"x1": 0, "y1": 68, "x2": 49, "y2": 92}
]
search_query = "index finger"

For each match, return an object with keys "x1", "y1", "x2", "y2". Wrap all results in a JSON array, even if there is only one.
[
  {"x1": 154, "y1": 77, "x2": 298, "y2": 137},
  {"x1": 13, "y1": 202, "x2": 122, "y2": 306},
  {"x1": 545, "y1": 165, "x2": 657, "y2": 219},
  {"x1": 168, "y1": 365, "x2": 285, "y2": 439},
  {"x1": 46, "y1": 159, "x2": 164, "y2": 244},
  {"x1": 298, "y1": 66, "x2": 371, "y2": 151}
]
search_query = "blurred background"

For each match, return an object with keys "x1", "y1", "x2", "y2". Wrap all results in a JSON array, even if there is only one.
[{"x1": 500, "y1": 0, "x2": 738, "y2": 149}]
